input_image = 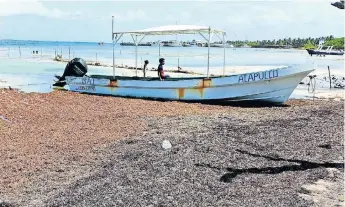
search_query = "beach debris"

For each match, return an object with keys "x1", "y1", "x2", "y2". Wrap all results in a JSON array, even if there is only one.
[
  {"x1": 54, "y1": 54, "x2": 62, "y2": 61},
  {"x1": 0, "y1": 114, "x2": 9, "y2": 122},
  {"x1": 318, "y1": 144, "x2": 332, "y2": 149},
  {"x1": 162, "y1": 140, "x2": 172, "y2": 150},
  {"x1": 330, "y1": 75, "x2": 345, "y2": 89}
]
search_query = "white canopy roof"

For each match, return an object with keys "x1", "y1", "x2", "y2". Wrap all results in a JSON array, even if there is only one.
[{"x1": 113, "y1": 25, "x2": 226, "y2": 35}]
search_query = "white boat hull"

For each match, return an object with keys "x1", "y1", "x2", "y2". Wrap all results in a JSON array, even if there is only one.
[
  {"x1": 211, "y1": 44, "x2": 234, "y2": 48},
  {"x1": 65, "y1": 66, "x2": 314, "y2": 104},
  {"x1": 163, "y1": 44, "x2": 182, "y2": 47}
]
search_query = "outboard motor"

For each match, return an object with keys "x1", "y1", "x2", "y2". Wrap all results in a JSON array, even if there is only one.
[{"x1": 53, "y1": 58, "x2": 88, "y2": 87}]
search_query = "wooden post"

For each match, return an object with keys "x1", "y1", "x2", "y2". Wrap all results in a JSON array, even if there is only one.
[
  {"x1": 328, "y1": 66, "x2": 331, "y2": 89},
  {"x1": 18, "y1": 45, "x2": 21, "y2": 59},
  {"x1": 178, "y1": 58, "x2": 180, "y2": 71}
]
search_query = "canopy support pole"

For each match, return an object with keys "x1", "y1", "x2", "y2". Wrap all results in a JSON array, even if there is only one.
[
  {"x1": 112, "y1": 16, "x2": 123, "y2": 79},
  {"x1": 112, "y1": 16, "x2": 115, "y2": 79},
  {"x1": 130, "y1": 34, "x2": 145, "y2": 77},
  {"x1": 159, "y1": 41, "x2": 161, "y2": 58},
  {"x1": 112, "y1": 33, "x2": 123, "y2": 79},
  {"x1": 198, "y1": 32, "x2": 208, "y2": 42},
  {"x1": 138, "y1": 35, "x2": 146, "y2": 44},
  {"x1": 207, "y1": 27, "x2": 211, "y2": 78},
  {"x1": 215, "y1": 33, "x2": 222, "y2": 42},
  {"x1": 135, "y1": 35, "x2": 138, "y2": 76},
  {"x1": 222, "y1": 32, "x2": 226, "y2": 76}
]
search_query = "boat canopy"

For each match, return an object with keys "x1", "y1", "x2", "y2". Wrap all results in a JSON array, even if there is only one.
[
  {"x1": 111, "y1": 16, "x2": 227, "y2": 79},
  {"x1": 113, "y1": 25, "x2": 226, "y2": 35}
]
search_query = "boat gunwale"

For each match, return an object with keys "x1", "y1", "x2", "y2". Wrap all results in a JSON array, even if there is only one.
[{"x1": 86, "y1": 65, "x2": 295, "y2": 81}]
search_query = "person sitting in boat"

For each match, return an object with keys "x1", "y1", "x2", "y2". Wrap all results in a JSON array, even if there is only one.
[
  {"x1": 143, "y1": 60, "x2": 149, "y2": 77},
  {"x1": 158, "y1": 58, "x2": 169, "y2": 80}
]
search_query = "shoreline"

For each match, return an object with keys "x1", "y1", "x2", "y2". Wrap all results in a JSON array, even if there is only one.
[{"x1": 0, "y1": 55, "x2": 344, "y2": 100}]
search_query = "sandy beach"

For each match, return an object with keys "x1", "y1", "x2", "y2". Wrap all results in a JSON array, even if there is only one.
[{"x1": 0, "y1": 89, "x2": 343, "y2": 206}]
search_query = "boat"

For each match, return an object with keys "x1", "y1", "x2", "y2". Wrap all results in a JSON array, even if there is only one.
[
  {"x1": 183, "y1": 40, "x2": 201, "y2": 47},
  {"x1": 120, "y1": 42, "x2": 135, "y2": 46},
  {"x1": 55, "y1": 20, "x2": 314, "y2": 104},
  {"x1": 210, "y1": 42, "x2": 234, "y2": 48},
  {"x1": 151, "y1": 41, "x2": 163, "y2": 47},
  {"x1": 163, "y1": 40, "x2": 182, "y2": 47},
  {"x1": 306, "y1": 40, "x2": 344, "y2": 56},
  {"x1": 120, "y1": 42, "x2": 152, "y2": 46},
  {"x1": 65, "y1": 66, "x2": 313, "y2": 104},
  {"x1": 331, "y1": 0, "x2": 344, "y2": 9},
  {"x1": 306, "y1": 46, "x2": 344, "y2": 56}
]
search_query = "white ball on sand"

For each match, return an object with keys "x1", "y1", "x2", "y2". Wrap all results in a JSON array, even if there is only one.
[{"x1": 162, "y1": 140, "x2": 172, "y2": 149}]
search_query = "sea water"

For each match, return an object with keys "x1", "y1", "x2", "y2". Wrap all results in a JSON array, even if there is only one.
[{"x1": 0, "y1": 40, "x2": 344, "y2": 97}]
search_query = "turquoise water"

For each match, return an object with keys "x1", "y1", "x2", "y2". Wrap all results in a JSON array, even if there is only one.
[
  {"x1": 1, "y1": 39, "x2": 312, "y2": 67},
  {"x1": 0, "y1": 40, "x2": 343, "y2": 94}
]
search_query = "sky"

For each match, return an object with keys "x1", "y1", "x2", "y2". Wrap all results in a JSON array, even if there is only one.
[{"x1": 0, "y1": 0, "x2": 344, "y2": 42}]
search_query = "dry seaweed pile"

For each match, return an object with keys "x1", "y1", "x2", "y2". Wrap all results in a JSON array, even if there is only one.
[
  {"x1": 0, "y1": 89, "x2": 223, "y2": 196},
  {"x1": 0, "y1": 89, "x2": 343, "y2": 206},
  {"x1": 45, "y1": 99, "x2": 343, "y2": 207}
]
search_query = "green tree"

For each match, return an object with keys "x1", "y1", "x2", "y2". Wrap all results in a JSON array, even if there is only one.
[
  {"x1": 324, "y1": 37, "x2": 344, "y2": 49},
  {"x1": 304, "y1": 40, "x2": 316, "y2": 49}
]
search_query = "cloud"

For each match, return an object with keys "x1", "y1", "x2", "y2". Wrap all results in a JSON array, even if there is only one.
[
  {"x1": 0, "y1": 0, "x2": 82, "y2": 19},
  {"x1": 163, "y1": 11, "x2": 192, "y2": 23},
  {"x1": 226, "y1": 4, "x2": 292, "y2": 28},
  {"x1": 111, "y1": 9, "x2": 151, "y2": 22}
]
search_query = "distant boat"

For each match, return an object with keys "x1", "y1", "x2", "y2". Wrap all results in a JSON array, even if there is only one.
[
  {"x1": 120, "y1": 42, "x2": 135, "y2": 46},
  {"x1": 163, "y1": 40, "x2": 182, "y2": 47},
  {"x1": 151, "y1": 41, "x2": 163, "y2": 47},
  {"x1": 331, "y1": 0, "x2": 344, "y2": 9},
  {"x1": 138, "y1": 43, "x2": 152, "y2": 46},
  {"x1": 98, "y1": 41, "x2": 104, "y2": 45},
  {"x1": 183, "y1": 40, "x2": 201, "y2": 47},
  {"x1": 210, "y1": 42, "x2": 234, "y2": 48},
  {"x1": 306, "y1": 40, "x2": 344, "y2": 56},
  {"x1": 306, "y1": 47, "x2": 344, "y2": 56},
  {"x1": 120, "y1": 42, "x2": 152, "y2": 46}
]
